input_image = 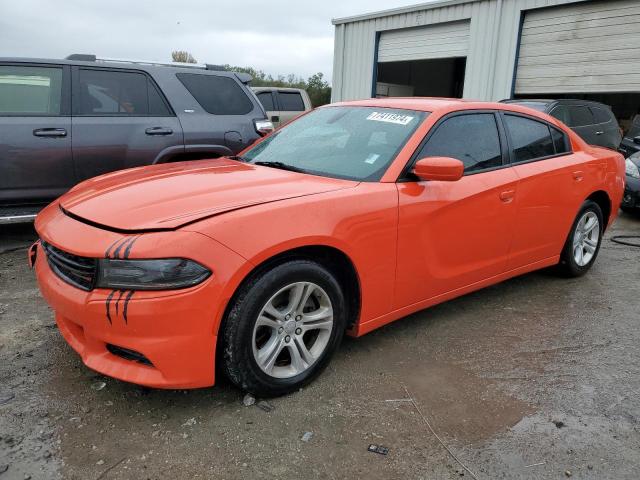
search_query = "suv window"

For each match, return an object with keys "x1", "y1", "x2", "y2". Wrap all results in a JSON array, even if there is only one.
[
  {"x1": 417, "y1": 113, "x2": 502, "y2": 173},
  {"x1": 504, "y1": 114, "x2": 555, "y2": 162},
  {"x1": 0, "y1": 65, "x2": 63, "y2": 115},
  {"x1": 550, "y1": 105, "x2": 570, "y2": 125},
  {"x1": 256, "y1": 91, "x2": 275, "y2": 111},
  {"x1": 568, "y1": 106, "x2": 594, "y2": 127},
  {"x1": 177, "y1": 73, "x2": 253, "y2": 115},
  {"x1": 550, "y1": 127, "x2": 571, "y2": 154},
  {"x1": 590, "y1": 106, "x2": 612, "y2": 124},
  {"x1": 278, "y1": 91, "x2": 305, "y2": 112},
  {"x1": 78, "y1": 69, "x2": 171, "y2": 116}
]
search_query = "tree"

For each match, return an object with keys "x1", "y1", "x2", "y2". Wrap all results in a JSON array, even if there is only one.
[
  {"x1": 305, "y1": 72, "x2": 331, "y2": 107},
  {"x1": 171, "y1": 50, "x2": 197, "y2": 64}
]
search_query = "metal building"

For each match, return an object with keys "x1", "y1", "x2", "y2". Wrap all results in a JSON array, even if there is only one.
[{"x1": 331, "y1": 0, "x2": 640, "y2": 124}]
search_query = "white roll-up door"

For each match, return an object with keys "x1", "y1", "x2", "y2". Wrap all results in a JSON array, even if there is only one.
[
  {"x1": 515, "y1": 0, "x2": 640, "y2": 94},
  {"x1": 377, "y1": 20, "x2": 470, "y2": 63}
]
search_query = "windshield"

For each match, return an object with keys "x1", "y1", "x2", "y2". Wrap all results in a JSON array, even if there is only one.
[{"x1": 242, "y1": 106, "x2": 427, "y2": 181}]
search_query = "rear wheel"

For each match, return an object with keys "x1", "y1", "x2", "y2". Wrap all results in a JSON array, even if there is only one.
[
  {"x1": 557, "y1": 200, "x2": 603, "y2": 277},
  {"x1": 220, "y1": 260, "x2": 346, "y2": 397}
]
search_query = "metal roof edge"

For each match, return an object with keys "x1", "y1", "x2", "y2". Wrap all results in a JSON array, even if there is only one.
[{"x1": 331, "y1": 0, "x2": 479, "y2": 25}]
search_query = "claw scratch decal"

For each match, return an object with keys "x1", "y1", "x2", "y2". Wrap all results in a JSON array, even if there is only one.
[{"x1": 104, "y1": 236, "x2": 140, "y2": 325}]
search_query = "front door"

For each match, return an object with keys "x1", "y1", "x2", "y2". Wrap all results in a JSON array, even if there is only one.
[
  {"x1": 71, "y1": 67, "x2": 183, "y2": 181},
  {"x1": 0, "y1": 63, "x2": 73, "y2": 205},
  {"x1": 394, "y1": 111, "x2": 518, "y2": 309}
]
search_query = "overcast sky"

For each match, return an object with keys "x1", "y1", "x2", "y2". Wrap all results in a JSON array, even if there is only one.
[{"x1": 0, "y1": 0, "x2": 432, "y2": 82}]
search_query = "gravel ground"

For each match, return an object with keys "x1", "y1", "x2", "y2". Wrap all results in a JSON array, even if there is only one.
[{"x1": 1, "y1": 212, "x2": 639, "y2": 479}]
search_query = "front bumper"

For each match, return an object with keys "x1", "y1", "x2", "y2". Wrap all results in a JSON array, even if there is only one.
[{"x1": 33, "y1": 203, "x2": 248, "y2": 389}]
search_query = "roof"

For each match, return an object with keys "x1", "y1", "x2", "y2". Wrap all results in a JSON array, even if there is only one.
[
  {"x1": 332, "y1": 0, "x2": 478, "y2": 25},
  {"x1": 330, "y1": 97, "x2": 472, "y2": 112}
]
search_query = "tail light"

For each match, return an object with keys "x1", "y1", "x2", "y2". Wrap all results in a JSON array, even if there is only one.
[{"x1": 254, "y1": 119, "x2": 274, "y2": 137}]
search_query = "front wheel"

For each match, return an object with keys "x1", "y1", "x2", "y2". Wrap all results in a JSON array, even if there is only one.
[
  {"x1": 220, "y1": 260, "x2": 347, "y2": 397},
  {"x1": 557, "y1": 200, "x2": 604, "y2": 277}
]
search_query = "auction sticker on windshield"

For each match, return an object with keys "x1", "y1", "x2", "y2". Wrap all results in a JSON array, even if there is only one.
[{"x1": 366, "y1": 111, "x2": 415, "y2": 126}]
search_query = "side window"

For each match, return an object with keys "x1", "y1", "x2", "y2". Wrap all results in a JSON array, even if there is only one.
[
  {"x1": 78, "y1": 69, "x2": 170, "y2": 116},
  {"x1": 568, "y1": 106, "x2": 594, "y2": 127},
  {"x1": 550, "y1": 105, "x2": 570, "y2": 125},
  {"x1": 256, "y1": 91, "x2": 275, "y2": 111},
  {"x1": 417, "y1": 113, "x2": 502, "y2": 173},
  {"x1": 503, "y1": 114, "x2": 555, "y2": 162},
  {"x1": 177, "y1": 73, "x2": 253, "y2": 115},
  {"x1": 0, "y1": 65, "x2": 63, "y2": 115},
  {"x1": 590, "y1": 106, "x2": 612, "y2": 124},
  {"x1": 278, "y1": 91, "x2": 305, "y2": 112},
  {"x1": 550, "y1": 127, "x2": 571, "y2": 155}
]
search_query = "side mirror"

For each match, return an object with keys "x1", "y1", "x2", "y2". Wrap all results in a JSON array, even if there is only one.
[
  {"x1": 412, "y1": 157, "x2": 464, "y2": 182},
  {"x1": 633, "y1": 136, "x2": 640, "y2": 145}
]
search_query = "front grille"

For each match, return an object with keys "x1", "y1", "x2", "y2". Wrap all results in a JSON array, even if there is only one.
[{"x1": 41, "y1": 241, "x2": 97, "y2": 291}]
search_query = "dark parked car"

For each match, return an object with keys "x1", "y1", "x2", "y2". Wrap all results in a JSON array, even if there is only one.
[
  {"x1": 622, "y1": 152, "x2": 640, "y2": 213},
  {"x1": 0, "y1": 54, "x2": 273, "y2": 223},
  {"x1": 618, "y1": 114, "x2": 640, "y2": 158},
  {"x1": 501, "y1": 99, "x2": 622, "y2": 151}
]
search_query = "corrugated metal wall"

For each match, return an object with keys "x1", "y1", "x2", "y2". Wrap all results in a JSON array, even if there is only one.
[{"x1": 331, "y1": 0, "x2": 591, "y2": 102}]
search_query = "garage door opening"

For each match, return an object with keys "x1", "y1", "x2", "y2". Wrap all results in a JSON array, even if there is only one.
[{"x1": 375, "y1": 57, "x2": 466, "y2": 98}]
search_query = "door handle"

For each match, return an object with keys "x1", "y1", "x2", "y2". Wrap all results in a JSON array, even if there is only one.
[
  {"x1": 499, "y1": 190, "x2": 516, "y2": 203},
  {"x1": 572, "y1": 170, "x2": 584, "y2": 181},
  {"x1": 145, "y1": 127, "x2": 173, "y2": 136},
  {"x1": 271, "y1": 115, "x2": 280, "y2": 122},
  {"x1": 33, "y1": 128, "x2": 67, "y2": 138},
  {"x1": 595, "y1": 131, "x2": 604, "y2": 135}
]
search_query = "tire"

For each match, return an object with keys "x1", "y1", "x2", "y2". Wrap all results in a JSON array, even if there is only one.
[
  {"x1": 557, "y1": 200, "x2": 604, "y2": 277},
  {"x1": 220, "y1": 259, "x2": 347, "y2": 397}
]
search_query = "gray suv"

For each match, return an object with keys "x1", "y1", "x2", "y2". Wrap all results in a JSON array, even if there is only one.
[
  {"x1": 0, "y1": 54, "x2": 273, "y2": 222},
  {"x1": 501, "y1": 99, "x2": 622, "y2": 151}
]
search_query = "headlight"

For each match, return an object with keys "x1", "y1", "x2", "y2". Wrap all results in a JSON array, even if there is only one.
[
  {"x1": 626, "y1": 158, "x2": 640, "y2": 179},
  {"x1": 96, "y1": 258, "x2": 211, "y2": 290}
]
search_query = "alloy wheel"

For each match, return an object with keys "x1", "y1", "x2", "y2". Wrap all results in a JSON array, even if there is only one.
[
  {"x1": 573, "y1": 211, "x2": 600, "y2": 267},
  {"x1": 252, "y1": 282, "x2": 334, "y2": 378}
]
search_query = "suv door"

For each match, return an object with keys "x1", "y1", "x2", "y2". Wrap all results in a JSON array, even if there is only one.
[
  {"x1": 0, "y1": 63, "x2": 72, "y2": 205},
  {"x1": 394, "y1": 111, "x2": 518, "y2": 308},
  {"x1": 71, "y1": 67, "x2": 183, "y2": 181},
  {"x1": 566, "y1": 105, "x2": 599, "y2": 146},
  {"x1": 501, "y1": 113, "x2": 586, "y2": 269},
  {"x1": 275, "y1": 90, "x2": 307, "y2": 126}
]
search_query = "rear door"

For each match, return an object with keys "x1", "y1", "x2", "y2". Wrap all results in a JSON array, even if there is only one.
[
  {"x1": 501, "y1": 113, "x2": 585, "y2": 269},
  {"x1": 71, "y1": 67, "x2": 183, "y2": 181},
  {"x1": 395, "y1": 111, "x2": 519, "y2": 308},
  {"x1": 567, "y1": 104, "x2": 599, "y2": 146},
  {"x1": 0, "y1": 63, "x2": 72, "y2": 205},
  {"x1": 275, "y1": 90, "x2": 307, "y2": 126}
]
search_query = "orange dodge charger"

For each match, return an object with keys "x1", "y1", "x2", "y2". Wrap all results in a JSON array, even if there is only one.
[{"x1": 32, "y1": 99, "x2": 625, "y2": 396}]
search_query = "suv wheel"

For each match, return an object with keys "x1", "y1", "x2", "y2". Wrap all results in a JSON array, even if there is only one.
[{"x1": 221, "y1": 260, "x2": 346, "y2": 397}]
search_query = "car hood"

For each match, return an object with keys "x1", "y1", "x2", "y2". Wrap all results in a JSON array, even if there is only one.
[{"x1": 60, "y1": 158, "x2": 357, "y2": 231}]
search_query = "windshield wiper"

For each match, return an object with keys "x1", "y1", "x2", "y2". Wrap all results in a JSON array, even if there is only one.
[{"x1": 254, "y1": 161, "x2": 307, "y2": 174}]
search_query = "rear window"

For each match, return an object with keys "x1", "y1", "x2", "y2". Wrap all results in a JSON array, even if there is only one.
[
  {"x1": 278, "y1": 91, "x2": 305, "y2": 111},
  {"x1": 78, "y1": 69, "x2": 171, "y2": 116},
  {"x1": 177, "y1": 73, "x2": 253, "y2": 115},
  {"x1": 504, "y1": 114, "x2": 555, "y2": 162},
  {"x1": 0, "y1": 65, "x2": 63, "y2": 115},
  {"x1": 568, "y1": 106, "x2": 595, "y2": 127}
]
